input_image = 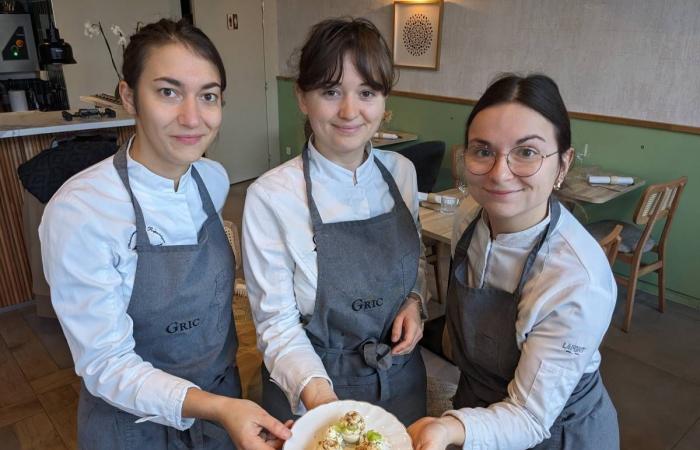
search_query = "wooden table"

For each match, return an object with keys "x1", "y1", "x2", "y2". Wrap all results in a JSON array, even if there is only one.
[
  {"x1": 371, "y1": 130, "x2": 418, "y2": 148},
  {"x1": 558, "y1": 166, "x2": 646, "y2": 204},
  {"x1": 419, "y1": 188, "x2": 479, "y2": 304}
]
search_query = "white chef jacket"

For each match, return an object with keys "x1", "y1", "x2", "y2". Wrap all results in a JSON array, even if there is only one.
[
  {"x1": 444, "y1": 201, "x2": 616, "y2": 450},
  {"x1": 242, "y1": 141, "x2": 427, "y2": 414},
  {"x1": 38, "y1": 138, "x2": 230, "y2": 430}
]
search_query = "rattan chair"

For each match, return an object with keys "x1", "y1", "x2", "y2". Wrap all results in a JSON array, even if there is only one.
[
  {"x1": 587, "y1": 176, "x2": 687, "y2": 332},
  {"x1": 223, "y1": 220, "x2": 248, "y2": 299}
]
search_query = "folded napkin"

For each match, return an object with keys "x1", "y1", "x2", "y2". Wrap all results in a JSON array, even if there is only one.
[
  {"x1": 373, "y1": 131, "x2": 399, "y2": 139},
  {"x1": 418, "y1": 192, "x2": 442, "y2": 203},
  {"x1": 588, "y1": 175, "x2": 634, "y2": 186}
]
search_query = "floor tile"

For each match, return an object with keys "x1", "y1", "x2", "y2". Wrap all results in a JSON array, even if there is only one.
[
  {"x1": 672, "y1": 416, "x2": 700, "y2": 450},
  {"x1": 0, "y1": 340, "x2": 36, "y2": 409},
  {"x1": 36, "y1": 385, "x2": 78, "y2": 414},
  {"x1": 0, "y1": 424, "x2": 22, "y2": 450},
  {"x1": 0, "y1": 312, "x2": 34, "y2": 349},
  {"x1": 48, "y1": 404, "x2": 78, "y2": 450},
  {"x1": 604, "y1": 290, "x2": 700, "y2": 385},
  {"x1": 421, "y1": 347, "x2": 459, "y2": 385},
  {"x1": 11, "y1": 336, "x2": 60, "y2": 382},
  {"x1": 0, "y1": 399, "x2": 43, "y2": 428},
  {"x1": 29, "y1": 368, "x2": 79, "y2": 395},
  {"x1": 600, "y1": 347, "x2": 700, "y2": 450},
  {"x1": 12, "y1": 412, "x2": 66, "y2": 450},
  {"x1": 22, "y1": 313, "x2": 73, "y2": 370}
]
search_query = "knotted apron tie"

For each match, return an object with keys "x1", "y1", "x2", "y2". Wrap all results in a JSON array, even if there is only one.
[{"x1": 361, "y1": 339, "x2": 395, "y2": 401}]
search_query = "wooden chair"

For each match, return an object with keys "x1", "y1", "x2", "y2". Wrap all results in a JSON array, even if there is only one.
[
  {"x1": 223, "y1": 220, "x2": 248, "y2": 300},
  {"x1": 586, "y1": 176, "x2": 687, "y2": 332},
  {"x1": 597, "y1": 224, "x2": 623, "y2": 266},
  {"x1": 423, "y1": 144, "x2": 465, "y2": 305},
  {"x1": 451, "y1": 143, "x2": 465, "y2": 187}
]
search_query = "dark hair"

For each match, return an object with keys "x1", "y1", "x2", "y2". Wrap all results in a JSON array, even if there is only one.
[
  {"x1": 296, "y1": 17, "x2": 395, "y2": 96},
  {"x1": 466, "y1": 74, "x2": 571, "y2": 159},
  {"x1": 122, "y1": 18, "x2": 226, "y2": 96}
]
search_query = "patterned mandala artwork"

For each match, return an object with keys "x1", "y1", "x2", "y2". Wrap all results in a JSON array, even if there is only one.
[{"x1": 402, "y1": 13, "x2": 434, "y2": 56}]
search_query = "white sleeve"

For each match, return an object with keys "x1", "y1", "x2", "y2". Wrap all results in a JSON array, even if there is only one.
[
  {"x1": 444, "y1": 280, "x2": 615, "y2": 450},
  {"x1": 39, "y1": 193, "x2": 197, "y2": 430},
  {"x1": 242, "y1": 183, "x2": 331, "y2": 414}
]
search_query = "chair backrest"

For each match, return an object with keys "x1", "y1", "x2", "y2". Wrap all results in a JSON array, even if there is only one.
[
  {"x1": 222, "y1": 220, "x2": 242, "y2": 271},
  {"x1": 597, "y1": 224, "x2": 623, "y2": 265},
  {"x1": 451, "y1": 143, "x2": 465, "y2": 187},
  {"x1": 396, "y1": 141, "x2": 446, "y2": 192},
  {"x1": 632, "y1": 176, "x2": 687, "y2": 255}
]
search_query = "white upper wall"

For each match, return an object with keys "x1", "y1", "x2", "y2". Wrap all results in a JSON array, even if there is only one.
[
  {"x1": 277, "y1": 0, "x2": 700, "y2": 127},
  {"x1": 53, "y1": 0, "x2": 181, "y2": 109}
]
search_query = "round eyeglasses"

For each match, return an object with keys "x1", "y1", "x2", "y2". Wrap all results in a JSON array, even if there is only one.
[{"x1": 464, "y1": 145, "x2": 559, "y2": 177}]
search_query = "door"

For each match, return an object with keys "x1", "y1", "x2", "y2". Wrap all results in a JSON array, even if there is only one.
[{"x1": 192, "y1": 0, "x2": 270, "y2": 183}]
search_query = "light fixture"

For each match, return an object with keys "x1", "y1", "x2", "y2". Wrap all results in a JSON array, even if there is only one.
[{"x1": 38, "y1": 0, "x2": 76, "y2": 65}]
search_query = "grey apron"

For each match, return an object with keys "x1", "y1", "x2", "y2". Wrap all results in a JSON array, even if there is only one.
[
  {"x1": 77, "y1": 145, "x2": 241, "y2": 450},
  {"x1": 446, "y1": 199, "x2": 619, "y2": 450},
  {"x1": 262, "y1": 146, "x2": 427, "y2": 426}
]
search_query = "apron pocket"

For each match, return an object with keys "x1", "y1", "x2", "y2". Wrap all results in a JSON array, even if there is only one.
[
  {"x1": 334, "y1": 373, "x2": 381, "y2": 403},
  {"x1": 472, "y1": 331, "x2": 499, "y2": 370}
]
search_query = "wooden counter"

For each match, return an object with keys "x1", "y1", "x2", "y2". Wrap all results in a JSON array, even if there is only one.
[{"x1": 0, "y1": 109, "x2": 135, "y2": 309}]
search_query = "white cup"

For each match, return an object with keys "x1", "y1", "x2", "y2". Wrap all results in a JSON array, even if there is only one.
[
  {"x1": 440, "y1": 195, "x2": 459, "y2": 214},
  {"x1": 9, "y1": 90, "x2": 28, "y2": 112}
]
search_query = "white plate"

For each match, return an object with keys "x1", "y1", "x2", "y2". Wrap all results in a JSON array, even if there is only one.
[{"x1": 283, "y1": 400, "x2": 412, "y2": 450}]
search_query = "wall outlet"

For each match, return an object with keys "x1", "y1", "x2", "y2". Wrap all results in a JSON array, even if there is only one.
[{"x1": 285, "y1": 146, "x2": 291, "y2": 155}]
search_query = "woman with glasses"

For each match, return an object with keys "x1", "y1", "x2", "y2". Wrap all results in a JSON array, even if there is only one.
[{"x1": 408, "y1": 74, "x2": 619, "y2": 450}]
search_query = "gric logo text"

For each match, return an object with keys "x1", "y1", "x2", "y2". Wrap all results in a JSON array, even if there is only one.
[
  {"x1": 352, "y1": 298, "x2": 384, "y2": 312},
  {"x1": 166, "y1": 318, "x2": 201, "y2": 334}
]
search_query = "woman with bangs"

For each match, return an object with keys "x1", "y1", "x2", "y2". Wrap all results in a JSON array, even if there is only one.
[{"x1": 242, "y1": 17, "x2": 428, "y2": 425}]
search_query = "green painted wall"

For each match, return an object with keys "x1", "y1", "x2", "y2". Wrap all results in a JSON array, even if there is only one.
[{"x1": 277, "y1": 79, "x2": 698, "y2": 309}]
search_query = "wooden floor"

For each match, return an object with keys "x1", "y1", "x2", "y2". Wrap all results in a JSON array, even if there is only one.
[{"x1": 0, "y1": 297, "x2": 262, "y2": 450}]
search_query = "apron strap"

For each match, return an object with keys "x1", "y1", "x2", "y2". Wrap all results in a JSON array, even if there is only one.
[
  {"x1": 113, "y1": 142, "x2": 150, "y2": 250},
  {"x1": 301, "y1": 146, "x2": 324, "y2": 231},
  {"x1": 453, "y1": 208, "x2": 482, "y2": 263},
  {"x1": 190, "y1": 165, "x2": 218, "y2": 219},
  {"x1": 301, "y1": 143, "x2": 408, "y2": 230},
  {"x1": 372, "y1": 155, "x2": 407, "y2": 211},
  {"x1": 514, "y1": 198, "x2": 561, "y2": 295}
]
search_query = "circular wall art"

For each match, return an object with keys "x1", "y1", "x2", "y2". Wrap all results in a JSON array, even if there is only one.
[
  {"x1": 393, "y1": 1, "x2": 443, "y2": 69},
  {"x1": 402, "y1": 13, "x2": 434, "y2": 57}
]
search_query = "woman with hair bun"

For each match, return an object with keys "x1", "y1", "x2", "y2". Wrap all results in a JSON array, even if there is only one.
[
  {"x1": 408, "y1": 74, "x2": 619, "y2": 450},
  {"x1": 40, "y1": 18, "x2": 290, "y2": 449}
]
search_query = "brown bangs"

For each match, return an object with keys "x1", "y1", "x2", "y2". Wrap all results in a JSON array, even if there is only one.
[{"x1": 296, "y1": 18, "x2": 395, "y2": 96}]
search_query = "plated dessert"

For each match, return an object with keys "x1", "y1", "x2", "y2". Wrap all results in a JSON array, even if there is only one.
[
  {"x1": 282, "y1": 400, "x2": 410, "y2": 450},
  {"x1": 316, "y1": 411, "x2": 389, "y2": 450}
]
